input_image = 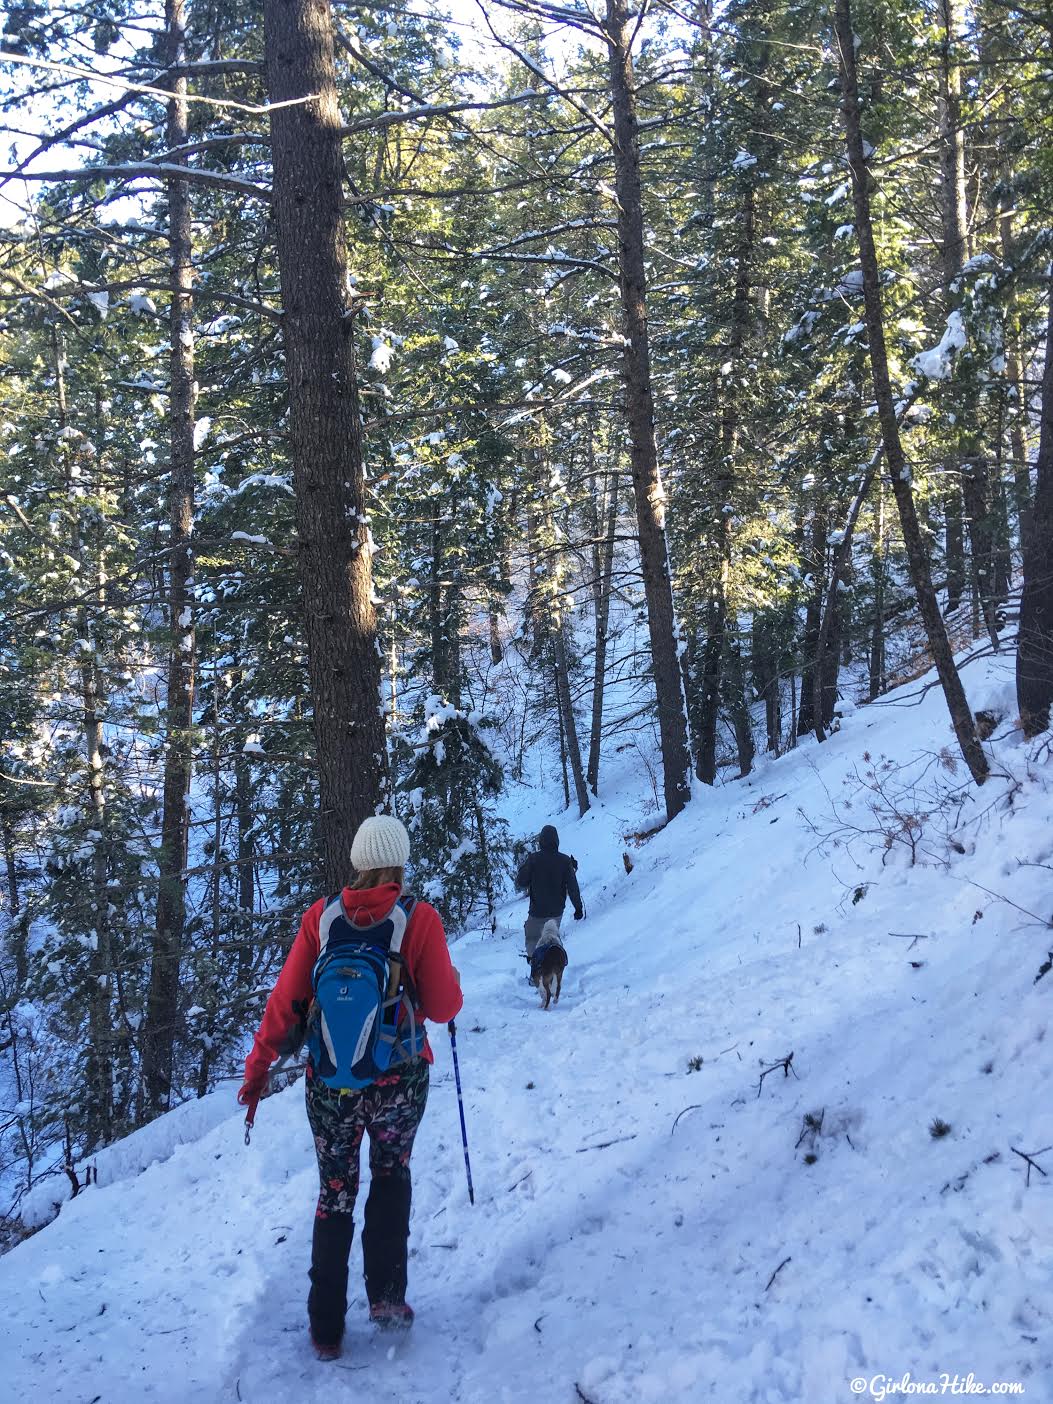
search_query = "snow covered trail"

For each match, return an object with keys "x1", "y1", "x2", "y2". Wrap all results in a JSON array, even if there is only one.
[{"x1": 6, "y1": 653, "x2": 1053, "y2": 1402}]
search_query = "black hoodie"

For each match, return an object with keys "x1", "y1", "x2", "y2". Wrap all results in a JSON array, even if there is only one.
[{"x1": 515, "y1": 825, "x2": 583, "y2": 920}]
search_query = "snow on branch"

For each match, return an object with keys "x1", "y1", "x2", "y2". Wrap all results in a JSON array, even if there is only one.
[
  {"x1": 0, "y1": 50, "x2": 311, "y2": 117},
  {"x1": 2, "y1": 163, "x2": 270, "y2": 202},
  {"x1": 477, "y1": 220, "x2": 619, "y2": 256}
]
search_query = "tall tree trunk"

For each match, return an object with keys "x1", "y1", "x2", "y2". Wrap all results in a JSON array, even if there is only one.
[
  {"x1": 990, "y1": 456, "x2": 1012, "y2": 604},
  {"x1": 554, "y1": 665, "x2": 570, "y2": 808},
  {"x1": 803, "y1": 494, "x2": 828, "y2": 737},
  {"x1": 2, "y1": 815, "x2": 28, "y2": 990},
  {"x1": 1016, "y1": 283, "x2": 1053, "y2": 735},
  {"x1": 540, "y1": 476, "x2": 590, "y2": 817},
  {"x1": 945, "y1": 491, "x2": 966, "y2": 614},
  {"x1": 429, "y1": 517, "x2": 446, "y2": 695},
  {"x1": 869, "y1": 476, "x2": 887, "y2": 701},
  {"x1": 471, "y1": 796, "x2": 497, "y2": 935},
  {"x1": 725, "y1": 641, "x2": 754, "y2": 778},
  {"x1": 235, "y1": 750, "x2": 256, "y2": 983},
  {"x1": 961, "y1": 454, "x2": 1000, "y2": 651},
  {"x1": 47, "y1": 316, "x2": 114, "y2": 1147},
  {"x1": 997, "y1": 186, "x2": 1032, "y2": 518},
  {"x1": 264, "y1": 0, "x2": 388, "y2": 888},
  {"x1": 1006, "y1": 349, "x2": 1032, "y2": 520},
  {"x1": 939, "y1": 0, "x2": 969, "y2": 618},
  {"x1": 697, "y1": 140, "x2": 759, "y2": 777},
  {"x1": 524, "y1": 495, "x2": 540, "y2": 646},
  {"x1": 752, "y1": 614, "x2": 782, "y2": 754},
  {"x1": 835, "y1": 0, "x2": 988, "y2": 784},
  {"x1": 141, "y1": 0, "x2": 197, "y2": 1118},
  {"x1": 605, "y1": 0, "x2": 691, "y2": 820},
  {"x1": 197, "y1": 680, "x2": 224, "y2": 1100},
  {"x1": 553, "y1": 622, "x2": 590, "y2": 817},
  {"x1": 488, "y1": 603, "x2": 503, "y2": 665},
  {"x1": 695, "y1": 561, "x2": 728, "y2": 784},
  {"x1": 587, "y1": 464, "x2": 618, "y2": 794}
]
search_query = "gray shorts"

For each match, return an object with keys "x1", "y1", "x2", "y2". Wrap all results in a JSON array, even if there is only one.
[{"x1": 524, "y1": 915, "x2": 561, "y2": 957}]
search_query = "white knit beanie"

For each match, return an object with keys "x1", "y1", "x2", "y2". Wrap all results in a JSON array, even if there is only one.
[{"x1": 350, "y1": 814, "x2": 411, "y2": 873}]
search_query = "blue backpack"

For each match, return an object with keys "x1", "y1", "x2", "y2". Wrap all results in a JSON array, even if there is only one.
[{"x1": 306, "y1": 892, "x2": 425, "y2": 1090}]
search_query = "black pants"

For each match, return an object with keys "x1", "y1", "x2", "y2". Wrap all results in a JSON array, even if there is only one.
[{"x1": 304, "y1": 1057, "x2": 429, "y2": 1344}]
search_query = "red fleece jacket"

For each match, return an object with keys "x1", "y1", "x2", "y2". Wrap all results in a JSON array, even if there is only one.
[{"x1": 242, "y1": 884, "x2": 462, "y2": 1089}]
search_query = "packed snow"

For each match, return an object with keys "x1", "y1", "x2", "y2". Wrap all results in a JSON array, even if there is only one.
[
  {"x1": 3, "y1": 649, "x2": 1051, "y2": 1402},
  {"x1": 912, "y1": 311, "x2": 968, "y2": 381}
]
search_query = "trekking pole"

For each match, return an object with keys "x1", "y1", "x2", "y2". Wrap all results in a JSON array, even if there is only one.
[{"x1": 447, "y1": 1020, "x2": 475, "y2": 1206}]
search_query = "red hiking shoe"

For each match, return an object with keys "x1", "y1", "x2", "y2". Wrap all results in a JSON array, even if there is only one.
[
  {"x1": 369, "y1": 1301, "x2": 414, "y2": 1330},
  {"x1": 311, "y1": 1333, "x2": 342, "y2": 1361}
]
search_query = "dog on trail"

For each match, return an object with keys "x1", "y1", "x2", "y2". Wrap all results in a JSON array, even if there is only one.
[{"x1": 530, "y1": 919, "x2": 568, "y2": 1010}]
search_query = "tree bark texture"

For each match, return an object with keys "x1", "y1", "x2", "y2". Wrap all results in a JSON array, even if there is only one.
[
  {"x1": 869, "y1": 476, "x2": 887, "y2": 701},
  {"x1": 553, "y1": 620, "x2": 591, "y2": 817},
  {"x1": 605, "y1": 0, "x2": 692, "y2": 820},
  {"x1": 752, "y1": 614, "x2": 782, "y2": 754},
  {"x1": 725, "y1": 643, "x2": 755, "y2": 778},
  {"x1": 938, "y1": 0, "x2": 969, "y2": 618},
  {"x1": 835, "y1": 0, "x2": 988, "y2": 784},
  {"x1": 587, "y1": 465, "x2": 619, "y2": 794},
  {"x1": 960, "y1": 454, "x2": 1000, "y2": 651},
  {"x1": 141, "y1": 0, "x2": 197, "y2": 1118},
  {"x1": 264, "y1": 0, "x2": 388, "y2": 888},
  {"x1": 49, "y1": 320, "x2": 114, "y2": 1146},
  {"x1": 1016, "y1": 284, "x2": 1053, "y2": 735},
  {"x1": 696, "y1": 123, "x2": 760, "y2": 781}
]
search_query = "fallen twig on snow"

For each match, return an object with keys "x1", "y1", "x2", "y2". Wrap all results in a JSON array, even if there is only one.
[
  {"x1": 757, "y1": 1052, "x2": 798, "y2": 1098},
  {"x1": 889, "y1": 932, "x2": 930, "y2": 950},
  {"x1": 765, "y1": 1256, "x2": 791, "y2": 1290},
  {"x1": 576, "y1": 1133, "x2": 637, "y2": 1153},
  {"x1": 575, "y1": 1385, "x2": 598, "y2": 1404},
  {"x1": 671, "y1": 1104, "x2": 703, "y2": 1134},
  {"x1": 953, "y1": 878, "x2": 1052, "y2": 929},
  {"x1": 1011, "y1": 1145, "x2": 1050, "y2": 1187}
]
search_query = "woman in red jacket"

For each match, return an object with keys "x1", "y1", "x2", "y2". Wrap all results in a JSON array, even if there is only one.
[{"x1": 238, "y1": 815, "x2": 463, "y2": 1360}]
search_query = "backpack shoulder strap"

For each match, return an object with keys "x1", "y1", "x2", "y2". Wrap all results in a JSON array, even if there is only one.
[
  {"x1": 383, "y1": 896, "x2": 415, "y2": 1000},
  {"x1": 317, "y1": 892, "x2": 345, "y2": 957},
  {"x1": 393, "y1": 894, "x2": 416, "y2": 946}
]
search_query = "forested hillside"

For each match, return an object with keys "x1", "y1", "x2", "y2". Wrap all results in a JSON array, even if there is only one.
[{"x1": 1, "y1": 0, "x2": 1051, "y2": 1245}]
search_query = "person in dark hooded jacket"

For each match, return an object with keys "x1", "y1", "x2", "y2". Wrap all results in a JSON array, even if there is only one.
[{"x1": 515, "y1": 824, "x2": 584, "y2": 957}]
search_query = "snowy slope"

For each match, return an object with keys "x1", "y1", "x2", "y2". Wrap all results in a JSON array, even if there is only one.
[{"x1": 5, "y1": 650, "x2": 1052, "y2": 1403}]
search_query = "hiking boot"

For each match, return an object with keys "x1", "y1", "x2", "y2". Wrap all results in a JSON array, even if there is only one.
[
  {"x1": 311, "y1": 1332, "x2": 342, "y2": 1361},
  {"x1": 369, "y1": 1301, "x2": 414, "y2": 1330}
]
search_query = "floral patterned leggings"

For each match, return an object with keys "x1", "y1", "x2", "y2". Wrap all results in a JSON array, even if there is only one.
[{"x1": 304, "y1": 1057, "x2": 429, "y2": 1343}]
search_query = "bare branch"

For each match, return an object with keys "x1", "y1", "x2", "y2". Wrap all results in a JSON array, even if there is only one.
[
  {"x1": 1, "y1": 163, "x2": 270, "y2": 202},
  {"x1": 474, "y1": 2, "x2": 615, "y2": 147},
  {"x1": 340, "y1": 90, "x2": 545, "y2": 136},
  {"x1": 0, "y1": 51, "x2": 308, "y2": 117}
]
